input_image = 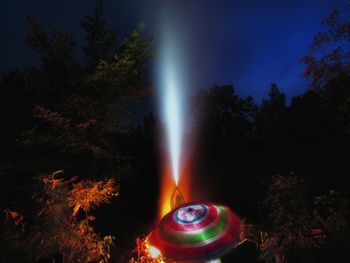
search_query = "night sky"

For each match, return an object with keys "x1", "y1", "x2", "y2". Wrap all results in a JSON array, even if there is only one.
[{"x1": 1, "y1": 0, "x2": 348, "y2": 103}]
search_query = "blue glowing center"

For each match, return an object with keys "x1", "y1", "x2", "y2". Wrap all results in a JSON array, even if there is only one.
[{"x1": 174, "y1": 204, "x2": 208, "y2": 224}]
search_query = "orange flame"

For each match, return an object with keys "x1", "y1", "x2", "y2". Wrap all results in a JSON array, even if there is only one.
[
  {"x1": 159, "y1": 161, "x2": 191, "y2": 218},
  {"x1": 133, "y1": 234, "x2": 166, "y2": 263}
]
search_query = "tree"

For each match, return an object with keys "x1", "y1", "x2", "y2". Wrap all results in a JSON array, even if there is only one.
[
  {"x1": 302, "y1": 9, "x2": 350, "y2": 134},
  {"x1": 255, "y1": 84, "x2": 287, "y2": 148},
  {"x1": 1, "y1": 1, "x2": 152, "y2": 261},
  {"x1": 254, "y1": 84, "x2": 296, "y2": 180},
  {"x1": 260, "y1": 174, "x2": 315, "y2": 263},
  {"x1": 81, "y1": 0, "x2": 117, "y2": 70},
  {"x1": 191, "y1": 85, "x2": 258, "y2": 217},
  {"x1": 298, "y1": 9, "x2": 350, "y2": 192},
  {"x1": 313, "y1": 190, "x2": 350, "y2": 261},
  {"x1": 192, "y1": 85, "x2": 256, "y2": 139},
  {"x1": 303, "y1": 9, "x2": 350, "y2": 89},
  {"x1": 3, "y1": 171, "x2": 117, "y2": 263},
  {"x1": 19, "y1": 3, "x2": 151, "y2": 181}
]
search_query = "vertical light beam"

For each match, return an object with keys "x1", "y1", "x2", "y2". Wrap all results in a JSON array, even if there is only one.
[
  {"x1": 157, "y1": 19, "x2": 187, "y2": 186},
  {"x1": 164, "y1": 69, "x2": 181, "y2": 185},
  {"x1": 161, "y1": 39, "x2": 183, "y2": 186}
]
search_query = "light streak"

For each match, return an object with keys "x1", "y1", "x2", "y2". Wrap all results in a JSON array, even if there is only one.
[{"x1": 157, "y1": 20, "x2": 187, "y2": 186}]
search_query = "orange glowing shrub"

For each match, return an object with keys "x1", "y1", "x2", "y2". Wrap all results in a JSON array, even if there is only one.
[{"x1": 3, "y1": 170, "x2": 117, "y2": 263}]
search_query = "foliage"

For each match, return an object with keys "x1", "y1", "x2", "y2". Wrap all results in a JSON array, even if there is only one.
[
  {"x1": 313, "y1": 190, "x2": 350, "y2": 253},
  {"x1": 302, "y1": 9, "x2": 350, "y2": 136},
  {"x1": 81, "y1": 0, "x2": 117, "y2": 70},
  {"x1": 0, "y1": 1, "x2": 152, "y2": 261},
  {"x1": 259, "y1": 174, "x2": 318, "y2": 263},
  {"x1": 190, "y1": 85, "x2": 259, "y2": 212},
  {"x1": 254, "y1": 175, "x2": 350, "y2": 263},
  {"x1": 20, "y1": 12, "x2": 151, "y2": 180},
  {"x1": 3, "y1": 170, "x2": 117, "y2": 263},
  {"x1": 193, "y1": 84, "x2": 256, "y2": 138},
  {"x1": 303, "y1": 9, "x2": 350, "y2": 88},
  {"x1": 239, "y1": 219, "x2": 261, "y2": 245},
  {"x1": 254, "y1": 84, "x2": 292, "y2": 178}
]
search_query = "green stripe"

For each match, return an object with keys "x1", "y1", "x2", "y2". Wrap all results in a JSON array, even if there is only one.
[{"x1": 160, "y1": 206, "x2": 228, "y2": 244}]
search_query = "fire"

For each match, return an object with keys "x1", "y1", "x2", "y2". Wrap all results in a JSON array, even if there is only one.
[
  {"x1": 149, "y1": 245, "x2": 162, "y2": 258},
  {"x1": 131, "y1": 234, "x2": 166, "y2": 263},
  {"x1": 159, "y1": 161, "x2": 191, "y2": 218}
]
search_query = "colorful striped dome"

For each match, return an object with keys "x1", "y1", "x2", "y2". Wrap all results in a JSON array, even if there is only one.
[{"x1": 151, "y1": 202, "x2": 240, "y2": 261}]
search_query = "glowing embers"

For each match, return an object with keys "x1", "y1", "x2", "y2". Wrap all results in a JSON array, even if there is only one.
[
  {"x1": 151, "y1": 203, "x2": 240, "y2": 262},
  {"x1": 135, "y1": 235, "x2": 166, "y2": 262}
]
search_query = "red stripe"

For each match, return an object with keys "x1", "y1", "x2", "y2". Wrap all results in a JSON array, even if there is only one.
[{"x1": 151, "y1": 204, "x2": 240, "y2": 260}]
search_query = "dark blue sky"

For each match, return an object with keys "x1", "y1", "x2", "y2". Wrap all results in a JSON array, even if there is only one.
[{"x1": 1, "y1": 0, "x2": 348, "y2": 102}]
